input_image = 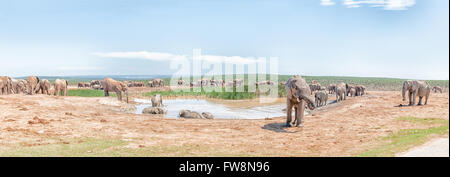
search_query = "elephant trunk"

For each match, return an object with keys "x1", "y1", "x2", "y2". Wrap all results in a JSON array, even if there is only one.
[
  {"x1": 125, "y1": 90, "x2": 129, "y2": 103},
  {"x1": 298, "y1": 94, "x2": 316, "y2": 110}
]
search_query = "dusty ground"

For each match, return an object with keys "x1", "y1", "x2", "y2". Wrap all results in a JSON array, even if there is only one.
[{"x1": 0, "y1": 91, "x2": 448, "y2": 156}]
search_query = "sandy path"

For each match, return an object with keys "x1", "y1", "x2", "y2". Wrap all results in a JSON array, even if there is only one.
[
  {"x1": 397, "y1": 138, "x2": 449, "y2": 157},
  {"x1": 0, "y1": 91, "x2": 448, "y2": 156}
]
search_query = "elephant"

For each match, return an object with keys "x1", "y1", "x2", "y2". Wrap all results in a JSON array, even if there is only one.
[
  {"x1": 26, "y1": 76, "x2": 40, "y2": 95},
  {"x1": 152, "y1": 79, "x2": 164, "y2": 87},
  {"x1": 308, "y1": 84, "x2": 321, "y2": 94},
  {"x1": 101, "y1": 78, "x2": 129, "y2": 103},
  {"x1": 233, "y1": 78, "x2": 244, "y2": 87},
  {"x1": 54, "y1": 79, "x2": 68, "y2": 96},
  {"x1": 178, "y1": 80, "x2": 184, "y2": 86},
  {"x1": 200, "y1": 78, "x2": 210, "y2": 86},
  {"x1": 432, "y1": 86, "x2": 443, "y2": 93},
  {"x1": 91, "y1": 80, "x2": 101, "y2": 87},
  {"x1": 78, "y1": 82, "x2": 90, "y2": 88},
  {"x1": 142, "y1": 107, "x2": 167, "y2": 114},
  {"x1": 201, "y1": 112, "x2": 214, "y2": 119},
  {"x1": 285, "y1": 75, "x2": 316, "y2": 127},
  {"x1": 151, "y1": 94, "x2": 163, "y2": 107},
  {"x1": 328, "y1": 84, "x2": 336, "y2": 94},
  {"x1": 335, "y1": 82, "x2": 346, "y2": 102},
  {"x1": 11, "y1": 79, "x2": 27, "y2": 94},
  {"x1": 349, "y1": 87, "x2": 356, "y2": 97},
  {"x1": 345, "y1": 84, "x2": 355, "y2": 97},
  {"x1": 0, "y1": 76, "x2": 13, "y2": 94},
  {"x1": 35, "y1": 79, "x2": 51, "y2": 95},
  {"x1": 402, "y1": 80, "x2": 431, "y2": 106},
  {"x1": 179, "y1": 110, "x2": 204, "y2": 119},
  {"x1": 315, "y1": 90, "x2": 328, "y2": 107},
  {"x1": 133, "y1": 81, "x2": 145, "y2": 87},
  {"x1": 355, "y1": 85, "x2": 366, "y2": 96},
  {"x1": 147, "y1": 81, "x2": 154, "y2": 87},
  {"x1": 0, "y1": 80, "x2": 4, "y2": 95}
]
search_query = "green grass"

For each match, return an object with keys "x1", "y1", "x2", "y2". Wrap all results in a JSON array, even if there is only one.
[
  {"x1": 357, "y1": 117, "x2": 449, "y2": 157},
  {"x1": 145, "y1": 85, "x2": 281, "y2": 100},
  {"x1": 67, "y1": 89, "x2": 120, "y2": 98},
  {"x1": 67, "y1": 89, "x2": 110, "y2": 97},
  {"x1": 0, "y1": 138, "x2": 258, "y2": 157}
]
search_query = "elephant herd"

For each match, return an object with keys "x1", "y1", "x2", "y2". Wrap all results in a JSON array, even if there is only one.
[
  {"x1": 284, "y1": 75, "x2": 443, "y2": 127},
  {"x1": 0, "y1": 76, "x2": 68, "y2": 96},
  {"x1": 79, "y1": 78, "x2": 165, "y2": 89},
  {"x1": 177, "y1": 78, "x2": 244, "y2": 88}
]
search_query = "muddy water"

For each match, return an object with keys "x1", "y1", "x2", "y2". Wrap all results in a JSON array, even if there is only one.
[{"x1": 134, "y1": 98, "x2": 292, "y2": 119}]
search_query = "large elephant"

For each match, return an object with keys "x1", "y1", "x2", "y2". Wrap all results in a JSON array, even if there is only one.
[
  {"x1": 432, "y1": 86, "x2": 443, "y2": 93},
  {"x1": 101, "y1": 78, "x2": 129, "y2": 103},
  {"x1": 0, "y1": 76, "x2": 13, "y2": 94},
  {"x1": 54, "y1": 79, "x2": 68, "y2": 96},
  {"x1": 26, "y1": 76, "x2": 40, "y2": 95},
  {"x1": 151, "y1": 94, "x2": 163, "y2": 107},
  {"x1": 402, "y1": 80, "x2": 431, "y2": 106},
  {"x1": 35, "y1": 79, "x2": 51, "y2": 95},
  {"x1": 335, "y1": 82, "x2": 346, "y2": 102},
  {"x1": 285, "y1": 75, "x2": 316, "y2": 127}
]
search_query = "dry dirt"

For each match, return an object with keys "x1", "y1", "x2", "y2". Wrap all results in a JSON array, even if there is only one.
[{"x1": 0, "y1": 91, "x2": 448, "y2": 156}]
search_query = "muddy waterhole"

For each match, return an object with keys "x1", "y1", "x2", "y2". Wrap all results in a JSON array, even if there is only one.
[{"x1": 134, "y1": 98, "x2": 303, "y2": 119}]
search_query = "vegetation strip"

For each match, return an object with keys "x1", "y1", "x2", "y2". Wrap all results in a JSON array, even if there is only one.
[{"x1": 357, "y1": 117, "x2": 449, "y2": 157}]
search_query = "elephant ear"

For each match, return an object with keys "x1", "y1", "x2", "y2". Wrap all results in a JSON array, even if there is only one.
[{"x1": 289, "y1": 79, "x2": 298, "y2": 89}]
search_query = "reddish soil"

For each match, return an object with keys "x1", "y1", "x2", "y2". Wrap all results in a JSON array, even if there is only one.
[{"x1": 0, "y1": 91, "x2": 448, "y2": 156}]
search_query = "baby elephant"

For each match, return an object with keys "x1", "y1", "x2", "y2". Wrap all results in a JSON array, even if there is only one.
[
  {"x1": 179, "y1": 110, "x2": 203, "y2": 119},
  {"x1": 315, "y1": 91, "x2": 328, "y2": 107},
  {"x1": 432, "y1": 86, "x2": 443, "y2": 93},
  {"x1": 151, "y1": 94, "x2": 163, "y2": 107}
]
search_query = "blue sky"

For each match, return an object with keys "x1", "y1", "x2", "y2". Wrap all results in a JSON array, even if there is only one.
[{"x1": 0, "y1": 0, "x2": 448, "y2": 80}]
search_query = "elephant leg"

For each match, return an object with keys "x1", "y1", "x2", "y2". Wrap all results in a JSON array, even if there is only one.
[
  {"x1": 64, "y1": 88, "x2": 67, "y2": 96},
  {"x1": 418, "y1": 97, "x2": 423, "y2": 105},
  {"x1": 286, "y1": 102, "x2": 293, "y2": 127},
  {"x1": 408, "y1": 92, "x2": 412, "y2": 106},
  {"x1": 425, "y1": 94, "x2": 429, "y2": 105},
  {"x1": 293, "y1": 106, "x2": 298, "y2": 125},
  {"x1": 412, "y1": 91, "x2": 417, "y2": 105},
  {"x1": 296, "y1": 101, "x2": 306, "y2": 127},
  {"x1": 116, "y1": 91, "x2": 122, "y2": 101}
]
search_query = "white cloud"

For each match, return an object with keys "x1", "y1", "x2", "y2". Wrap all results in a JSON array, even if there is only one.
[
  {"x1": 94, "y1": 51, "x2": 261, "y2": 65},
  {"x1": 321, "y1": 0, "x2": 415, "y2": 10},
  {"x1": 384, "y1": 0, "x2": 416, "y2": 10},
  {"x1": 321, "y1": 0, "x2": 336, "y2": 6}
]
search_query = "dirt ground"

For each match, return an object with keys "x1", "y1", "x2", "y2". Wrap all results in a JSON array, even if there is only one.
[{"x1": 0, "y1": 91, "x2": 448, "y2": 156}]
